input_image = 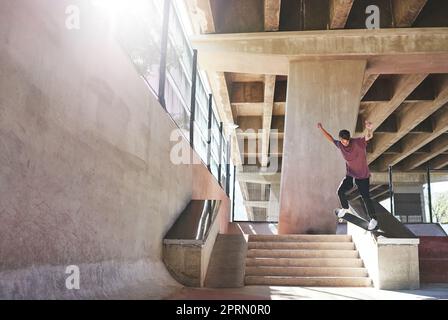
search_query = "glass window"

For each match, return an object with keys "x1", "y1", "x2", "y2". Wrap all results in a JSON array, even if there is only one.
[
  {"x1": 115, "y1": 0, "x2": 165, "y2": 95},
  {"x1": 114, "y1": 0, "x2": 227, "y2": 187},
  {"x1": 429, "y1": 170, "x2": 448, "y2": 224}
]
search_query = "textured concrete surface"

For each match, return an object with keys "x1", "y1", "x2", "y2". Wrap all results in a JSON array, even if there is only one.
[
  {"x1": 279, "y1": 60, "x2": 366, "y2": 234},
  {"x1": 163, "y1": 243, "x2": 203, "y2": 287},
  {"x1": 348, "y1": 223, "x2": 420, "y2": 290},
  {"x1": 204, "y1": 234, "x2": 247, "y2": 288},
  {"x1": 0, "y1": 0, "x2": 226, "y2": 299},
  {"x1": 245, "y1": 234, "x2": 372, "y2": 287},
  {"x1": 210, "y1": 0, "x2": 264, "y2": 34},
  {"x1": 377, "y1": 240, "x2": 420, "y2": 290},
  {"x1": 191, "y1": 28, "x2": 448, "y2": 75}
]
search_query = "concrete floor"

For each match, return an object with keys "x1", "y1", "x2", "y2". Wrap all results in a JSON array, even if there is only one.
[{"x1": 166, "y1": 284, "x2": 448, "y2": 300}]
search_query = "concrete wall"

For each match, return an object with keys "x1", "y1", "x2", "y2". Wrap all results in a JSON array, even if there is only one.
[{"x1": 0, "y1": 0, "x2": 227, "y2": 299}]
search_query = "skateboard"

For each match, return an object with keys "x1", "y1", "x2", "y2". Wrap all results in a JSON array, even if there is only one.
[
  {"x1": 348, "y1": 199, "x2": 417, "y2": 238},
  {"x1": 334, "y1": 209, "x2": 379, "y2": 232}
]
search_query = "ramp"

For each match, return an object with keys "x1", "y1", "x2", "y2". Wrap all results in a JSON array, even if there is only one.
[{"x1": 349, "y1": 199, "x2": 416, "y2": 238}]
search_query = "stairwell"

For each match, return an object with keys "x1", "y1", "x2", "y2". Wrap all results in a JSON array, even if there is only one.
[{"x1": 245, "y1": 234, "x2": 372, "y2": 287}]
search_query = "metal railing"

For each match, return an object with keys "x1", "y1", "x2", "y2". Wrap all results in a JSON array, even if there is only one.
[{"x1": 115, "y1": 0, "x2": 231, "y2": 194}]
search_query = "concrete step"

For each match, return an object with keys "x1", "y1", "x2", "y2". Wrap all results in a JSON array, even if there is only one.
[
  {"x1": 245, "y1": 276, "x2": 372, "y2": 287},
  {"x1": 246, "y1": 257, "x2": 364, "y2": 268},
  {"x1": 244, "y1": 235, "x2": 371, "y2": 287},
  {"x1": 248, "y1": 234, "x2": 352, "y2": 243},
  {"x1": 247, "y1": 242, "x2": 355, "y2": 250},
  {"x1": 245, "y1": 266, "x2": 368, "y2": 277},
  {"x1": 247, "y1": 249, "x2": 359, "y2": 259}
]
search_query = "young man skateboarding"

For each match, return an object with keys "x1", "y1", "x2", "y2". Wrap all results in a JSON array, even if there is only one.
[{"x1": 317, "y1": 121, "x2": 378, "y2": 231}]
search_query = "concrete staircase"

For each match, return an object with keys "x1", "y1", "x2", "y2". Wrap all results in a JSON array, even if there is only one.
[{"x1": 245, "y1": 234, "x2": 372, "y2": 287}]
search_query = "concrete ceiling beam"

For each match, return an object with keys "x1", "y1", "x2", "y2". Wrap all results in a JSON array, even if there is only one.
[
  {"x1": 230, "y1": 82, "x2": 264, "y2": 104},
  {"x1": 370, "y1": 171, "x2": 448, "y2": 185},
  {"x1": 237, "y1": 172, "x2": 281, "y2": 185},
  {"x1": 192, "y1": 28, "x2": 448, "y2": 75},
  {"x1": 366, "y1": 74, "x2": 428, "y2": 133},
  {"x1": 231, "y1": 102, "x2": 285, "y2": 117},
  {"x1": 329, "y1": 0, "x2": 354, "y2": 29},
  {"x1": 371, "y1": 188, "x2": 390, "y2": 200},
  {"x1": 377, "y1": 103, "x2": 448, "y2": 171},
  {"x1": 261, "y1": 76, "x2": 276, "y2": 167},
  {"x1": 360, "y1": 74, "x2": 380, "y2": 100},
  {"x1": 366, "y1": 74, "x2": 429, "y2": 163},
  {"x1": 237, "y1": 131, "x2": 284, "y2": 139},
  {"x1": 392, "y1": 0, "x2": 428, "y2": 27},
  {"x1": 264, "y1": 0, "x2": 281, "y2": 32},
  {"x1": 260, "y1": 75, "x2": 276, "y2": 201},
  {"x1": 401, "y1": 134, "x2": 448, "y2": 170},
  {"x1": 185, "y1": 0, "x2": 215, "y2": 34},
  {"x1": 243, "y1": 200, "x2": 270, "y2": 209},
  {"x1": 430, "y1": 154, "x2": 448, "y2": 170}
]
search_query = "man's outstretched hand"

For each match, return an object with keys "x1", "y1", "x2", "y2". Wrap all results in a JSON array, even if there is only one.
[
  {"x1": 364, "y1": 120, "x2": 374, "y2": 141},
  {"x1": 317, "y1": 123, "x2": 334, "y2": 143},
  {"x1": 365, "y1": 120, "x2": 373, "y2": 130}
]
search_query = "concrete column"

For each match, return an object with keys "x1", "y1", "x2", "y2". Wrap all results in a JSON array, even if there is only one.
[
  {"x1": 279, "y1": 60, "x2": 366, "y2": 234},
  {"x1": 267, "y1": 184, "x2": 280, "y2": 222}
]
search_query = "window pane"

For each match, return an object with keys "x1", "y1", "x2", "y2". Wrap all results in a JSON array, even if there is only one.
[
  {"x1": 115, "y1": 0, "x2": 164, "y2": 95},
  {"x1": 430, "y1": 170, "x2": 448, "y2": 224}
]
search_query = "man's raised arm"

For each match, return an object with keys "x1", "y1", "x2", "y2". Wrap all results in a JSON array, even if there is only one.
[
  {"x1": 317, "y1": 123, "x2": 335, "y2": 144},
  {"x1": 364, "y1": 120, "x2": 373, "y2": 141}
]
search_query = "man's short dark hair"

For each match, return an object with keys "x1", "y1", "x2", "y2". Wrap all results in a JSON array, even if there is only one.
[{"x1": 339, "y1": 129, "x2": 351, "y2": 140}]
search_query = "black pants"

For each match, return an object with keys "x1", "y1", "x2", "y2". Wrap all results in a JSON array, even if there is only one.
[{"x1": 337, "y1": 176, "x2": 377, "y2": 220}]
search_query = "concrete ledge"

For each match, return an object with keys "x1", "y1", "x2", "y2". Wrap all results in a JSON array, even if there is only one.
[
  {"x1": 376, "y1": 237, "x2": 420, "y2": 245},
  {"x1": 163, "y1": 201, "x2": 221, "y2": 287},
  {"x1": 348, "y1": 223, "x2": 420, "y2": 290}
]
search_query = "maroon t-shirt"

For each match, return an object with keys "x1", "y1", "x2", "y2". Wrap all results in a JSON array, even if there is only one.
[{"x1": 333, "y1": 137, "x2": 370, "y2": 179}]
